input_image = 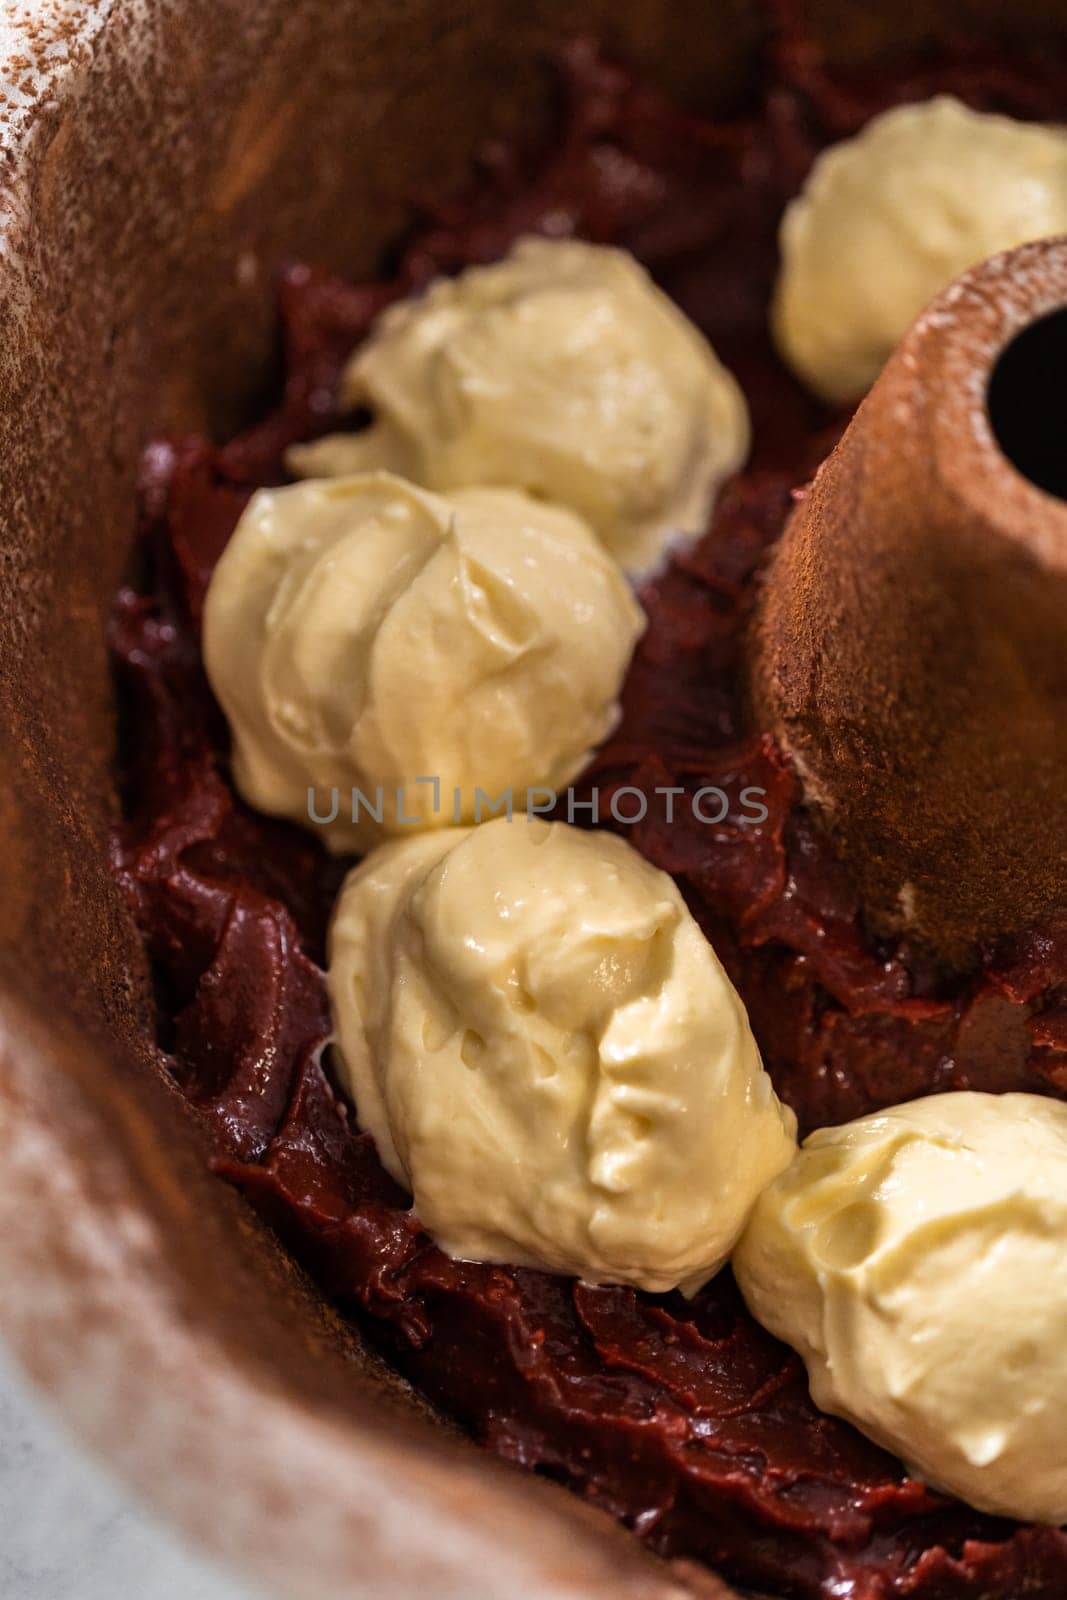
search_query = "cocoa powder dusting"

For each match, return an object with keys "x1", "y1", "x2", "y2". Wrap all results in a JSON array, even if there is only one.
[{"x1": 109, "y1": 31, "x2": 1067, "y2": 1600}]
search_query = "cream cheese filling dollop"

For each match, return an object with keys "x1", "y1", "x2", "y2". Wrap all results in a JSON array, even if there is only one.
[
  {"x1": 733, "y1": 1091, "x2": 1067, "y2": 1524},
  {"x1": 774, "y1": 96, "x2": 1067, "y2": 403},
  {"x1": 202, "y1": 472, "x2": 643, "y2": 851},
  {"x1": 328, "y1": 817, "x2": 797, "y2": 1294},
  {"x1": 287, "y1": 236, "x2": 750, "y2": 576}
]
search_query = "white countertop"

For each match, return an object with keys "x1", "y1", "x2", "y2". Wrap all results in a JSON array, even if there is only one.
[{"x1": 0, "y1": 1349, "x2": 259, "y2": 1600}]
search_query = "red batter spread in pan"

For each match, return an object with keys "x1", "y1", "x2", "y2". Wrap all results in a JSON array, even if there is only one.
[{"x1": 110, "y1": 24, "x2": 1067, "y2": 1600}]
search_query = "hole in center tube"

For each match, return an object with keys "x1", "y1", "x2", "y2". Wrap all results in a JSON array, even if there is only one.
[{"x1": 987, "y1": 306, "x2": 1067, "y2": 501}]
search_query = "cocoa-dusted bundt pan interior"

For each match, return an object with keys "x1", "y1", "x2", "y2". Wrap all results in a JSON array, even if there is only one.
[{"x1": 0, "y1": 2, "x2": 1065, "y2": 1597}]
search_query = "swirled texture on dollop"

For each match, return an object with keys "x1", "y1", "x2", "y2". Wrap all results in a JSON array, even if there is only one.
[
  {"x1": 328, "y1": 817, "x2": 797, "y2": 1294},
  {"x1": 202, "y1": 472, "x2": 643, "y2": 851},
  {"x1": 287, "y1": 237, "x2": 750, "y2": 575},
  {"x1": 734, "y1": 1091, "x2": 1067, "y2": 1524},
  {"x1": 775, "y1": 97, "x2": 1067, "y2": 402}
]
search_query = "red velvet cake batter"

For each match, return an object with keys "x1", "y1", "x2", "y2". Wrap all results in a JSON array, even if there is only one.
[{"x1": 110, "y1": 24, "x2": 1067, "y2": 1599}]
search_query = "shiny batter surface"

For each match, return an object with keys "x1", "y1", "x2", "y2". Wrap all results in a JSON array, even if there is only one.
[{"x1": 110, "y1": 28, "x2": 1067, "y2": 1599}]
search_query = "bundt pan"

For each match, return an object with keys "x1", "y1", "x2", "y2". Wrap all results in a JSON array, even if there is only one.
[{"x1": 0, "y1": 2, "x2": 1063, "y2": 1597}]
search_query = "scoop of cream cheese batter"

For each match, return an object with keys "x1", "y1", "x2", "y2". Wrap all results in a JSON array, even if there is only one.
[
  {"x1": 775, "y1": 96, "x2": 1067, "y2": 402},
  {"x1": 287, "y1": 236, "x2": 750, "y2": 575},
  {"x1": 733, "y1": 1091, "x2": 1067, "y2": 1524},
  {"x1": 202, "y1": 472, "x2": 643, "y2": 851},
  {"x1": 328, "y1": 817, "x2": 797, "y2": 1294}
]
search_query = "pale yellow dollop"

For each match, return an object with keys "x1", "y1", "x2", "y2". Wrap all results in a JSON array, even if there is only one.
[
  {"x1": 774, "y1": 97, "x2": 1067, "y2": 403},
  {"x1": 287, "y1": 236, "x2": 750, "y2": 575},
  {"x1": 733, "y1": 1091, "x2": 1067, "y2": 1524},
  {"x1": 328, "y1": 817, "x2": 797, "y2": 1293},
  {"x1": 202, "y1": 472, "x2": 643, "y2": 851}
]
